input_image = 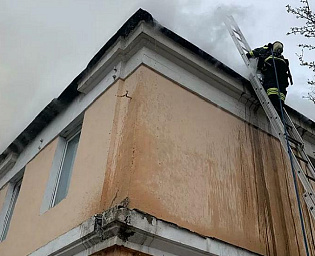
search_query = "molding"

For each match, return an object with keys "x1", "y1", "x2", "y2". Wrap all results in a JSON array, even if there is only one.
[
  {"x1": 29, "y1": 207, "x2": 261, "y2": 256},
  {"x1": 78, "y1": 23, "x2": 254, "y2": 106}
]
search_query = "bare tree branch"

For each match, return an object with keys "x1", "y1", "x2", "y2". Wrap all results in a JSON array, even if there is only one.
[
  {"x1": 287, "y1": 0, "x2": 315, "y2": 102},
  {"x1": 303, "y1": 86, "x2": 315, "y2": 103}
]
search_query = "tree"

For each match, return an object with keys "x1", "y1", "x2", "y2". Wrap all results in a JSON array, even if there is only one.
[{"x1": 286, "y1": 0, "x2": 315, "y2": 103}]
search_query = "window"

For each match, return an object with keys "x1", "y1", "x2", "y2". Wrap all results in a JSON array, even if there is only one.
[
  {"x1": 0, "y1": 178, "x2": 22, "y2": 241},
  {"x1": 41, "y1": 129, "x2": 81, "y2": 213},
  {"x1": 52, "y1": 131, "x2": 81, "y2": 206}
]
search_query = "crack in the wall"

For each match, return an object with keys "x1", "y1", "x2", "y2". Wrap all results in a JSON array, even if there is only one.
[{"x1": 117, "y1": 90, "x2": 132, "y2": 99}]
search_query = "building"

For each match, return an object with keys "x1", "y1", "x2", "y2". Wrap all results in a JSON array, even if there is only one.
[{"x1": 0, "y1": 9, "x2": 315, "y2": 256}]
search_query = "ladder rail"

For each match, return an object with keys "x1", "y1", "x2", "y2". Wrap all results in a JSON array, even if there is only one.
[
  {"x1": 224, "y1": 15, "x2": 315, "y2": 223},
  {"x1": 284, "y1": 109, "x2": 315, "y2": 179},
  {"x1": 224, "y1": 16, "x2": 252, "y2": 67},
  {"x1": 226, "y1": 15, "x2": 251, "y2": 50},
  {"x1": 291, "y1": 147, "x2": 315, "y2": 198},
  {"x1": 291, "y1": 148, "x2": 315, "y2": 219},
  {"x1": 304, "y1": 192, "x2": 315, "y2": 220},
  {"x1": 296, "y1": 147, "x2": 315, "y2": 180},
  {"x1": 284, "y1": 109, "x2": 304, "y2": 145},
  {"x1": 224, "y1": 16, "x2": 286, "y2": 137},
  {"x1": 249, "y1": 74, "x2": 286, "y2": 135}
]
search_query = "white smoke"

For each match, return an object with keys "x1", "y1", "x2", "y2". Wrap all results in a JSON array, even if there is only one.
[{"x1": 140, "y1": 1, "x2": 254, "y2": 77}]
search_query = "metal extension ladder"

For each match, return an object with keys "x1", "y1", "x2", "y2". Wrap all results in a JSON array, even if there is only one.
[{"x1": 224, "y1": 15, "x2": 315, "y2": 221}]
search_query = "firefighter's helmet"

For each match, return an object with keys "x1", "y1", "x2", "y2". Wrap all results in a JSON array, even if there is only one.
[{"x1": 273, "y1": 41, "x2": 283, "y2": 55}]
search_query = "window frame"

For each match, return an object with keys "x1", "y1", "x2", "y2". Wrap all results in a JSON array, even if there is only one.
[
  {"x1": 40, "y1": 125, "x2": 81, "y2": 214},
  {"x1": 0, "y1": 170, "x2": 24, "y2": 241},
  {"x1": 51, "y1": 130, "x2": 81, "y2": 207}
]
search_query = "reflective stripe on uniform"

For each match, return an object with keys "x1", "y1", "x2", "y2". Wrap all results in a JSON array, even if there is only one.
[
  {"x1": 249, "y1": 51, "x2": 254, "y2": 56},
  {"x1": 266, "y1": 88, "x2": 286, "y2": 101}
]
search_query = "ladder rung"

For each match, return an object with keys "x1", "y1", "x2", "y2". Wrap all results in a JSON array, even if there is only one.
[
  {"x1": 232, "y1": 29, "x2": 244, "y2": 38},
  {"x1": 295, "y1": 154, "x2": 309, "y2": 164},
  {"x1": 285, "y1": 123, "x2": 293, "y2": 130},
  {"x1": 232, "y1": 29, "x2": 241, "y2": 35},
  {"x1": 287, "y1": 136, "x2": 303, "y2": 146},
  {"x1": 241, "y1": 46, "x2": 249, "y2": 52},
  {"x1": 306, "y1": 174, "x2": 315, "y2": 183}
]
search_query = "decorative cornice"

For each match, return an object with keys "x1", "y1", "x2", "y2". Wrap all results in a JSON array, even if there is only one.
[{"x1": 29, "y1": 206, "x2": 261, "y2": 256}]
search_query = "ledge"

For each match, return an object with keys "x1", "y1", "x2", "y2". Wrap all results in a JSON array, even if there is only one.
[{"x1": 29, "y1": 205, "x2": 261, "y2": 256}]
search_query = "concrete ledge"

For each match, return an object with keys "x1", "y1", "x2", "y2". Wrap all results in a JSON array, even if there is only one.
[{"x1": 29, "y1": 205, "x2": 261, "y2": 256}]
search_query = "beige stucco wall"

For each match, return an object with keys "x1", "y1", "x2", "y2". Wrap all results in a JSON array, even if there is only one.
[
  {"x1": 100, "y1": 65, "x2": 315, "y2": 256},
  {"x1": 0, "y1": 82, "x2": 120, "y2": 256},
  {"x1": 0, "y1": 64, "x2": 314, "y2": 256}
]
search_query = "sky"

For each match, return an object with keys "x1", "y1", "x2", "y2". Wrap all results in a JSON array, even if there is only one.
[{"x1": 0, "y1": 0, "x2": 314, "y2": 153}]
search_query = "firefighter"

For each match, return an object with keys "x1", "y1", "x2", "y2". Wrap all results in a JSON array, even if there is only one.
[{"x1": 246, "y1": 41, "x2": 293, "y2": 115}]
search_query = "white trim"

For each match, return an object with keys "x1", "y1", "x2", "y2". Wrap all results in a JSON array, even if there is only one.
[
  {"x1": 40, "y1": 137, "x2": 66, "y2": 214},
  {"x1": 41, "y1": 128, "x2": 81, "y2": 214},
  {"x1": 29, "y1": 207, "x2": 259, "y2": 256},
  {"x1": 52, "y1": 130, "x2": 81, "y2": 207}
]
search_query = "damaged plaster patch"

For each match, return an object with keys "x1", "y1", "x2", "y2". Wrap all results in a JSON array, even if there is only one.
[
  {"x1": 143, "y1": 213, "x2": 154, "y2": 225},
  {"x1": 118, "y1": 224, "x2": 136, "y2": 242}
]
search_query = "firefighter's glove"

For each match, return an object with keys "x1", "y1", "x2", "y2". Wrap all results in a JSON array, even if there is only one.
[{"x1": 246, "y1": 52, "x2": 251, "y2": 59}]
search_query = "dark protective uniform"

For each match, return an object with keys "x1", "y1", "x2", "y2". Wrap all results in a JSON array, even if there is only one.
[{"x1": 247, "y1": 44, "x2": 293, "y2": 113}]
